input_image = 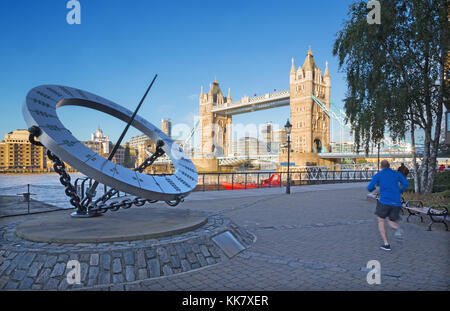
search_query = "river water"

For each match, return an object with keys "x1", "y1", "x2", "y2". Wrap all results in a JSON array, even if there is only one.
[{"x1": 0, "y1": 173, "x2": 101, "y2": 209}]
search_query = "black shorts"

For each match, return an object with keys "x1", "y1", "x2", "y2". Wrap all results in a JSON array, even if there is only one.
[{"x1": 375, "y1": 201, "x2": 401, "y2": 221}]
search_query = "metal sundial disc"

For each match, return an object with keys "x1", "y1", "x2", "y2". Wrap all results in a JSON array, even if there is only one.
[{"x1": 22, "y1": 85, "x2": 198, "y2": 202}]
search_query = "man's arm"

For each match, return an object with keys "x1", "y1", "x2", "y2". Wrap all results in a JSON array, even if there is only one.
[
  {"x1": 398, "y1": 172, "x2": 410, "y2": 192},
  {"x1": 367, "y1": 173, "x2": 379, "y2": 192}
]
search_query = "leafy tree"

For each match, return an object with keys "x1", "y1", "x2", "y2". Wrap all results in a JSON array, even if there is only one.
[{"x1": 333, "y1": 0, "x2": 448, "y2": 194}]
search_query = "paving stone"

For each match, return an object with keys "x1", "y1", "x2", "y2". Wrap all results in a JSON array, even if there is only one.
[
  {"x1": 57, "y1": 254, "x2": 69, "y2": 263},
  {"x1": 36, "y1": 268, "x2": 51, "y2": 284},
  {"x1": 77, "y1": 262, "x2": 88, "y2": 282},
  {"x1": 112, "y1": 258, "x2": 122, "y2": 274},
  {"x1": 18, "y1": 277, "x2": 34, "y2": 289},
  {"x1": 99, "y1": 272, "x2": 111, "y2": 285},
  {"x1": 157, "y1": 247, "x2": 170, "y2": 263},
  {"x1": 167, "y1": 245, "x2": 177, "y2": 256},
  {"x1": 137, "y1": 268, "x2": 148, "y2": 280},
  {"x1": 50, "y1": 263, "x2": 66, "y2": 277},
  {"x1": 170, "y1": 255, "x2": 181, "y2": 268},
  {"x1": 183, "y1": 244, "x2": 192, "y2": 253},
  {"x1": 181, "y1": 259, "x2": 191, "y2": 272},
  {"x1": 0, "y1": 276, "x2": 8, "y2": 289},
  {"x1": 5, "y1": 281, "x2": 19, "y2": 289},
  {"x1": 90, "y1": 254, "x2": 99, "y2": 266},
  {"x1": 58, "y1": 279, "x2": 69, "y2": 291},
  {"x1": 44, "y1": 256, "x2": 57, "y2": 268},
  {"x1": 100, "y1": 254, "x2": 112, "y2": 271},
  {"x1": 124, "y1": 251, "x2": 134, "y2": 265},
  {"x1": 0, "y1": 261, "x2": 11, "y2": 275},
  {"x1": 17, "y1": 253, "x2": 36, "y2": 270},
  {"x1": 113, "y1": 273, "x2": 124, "y2": 283},
  {"x1": 11, "y1": 269, "x2": 26, "y2": 281},
  {"x1": 200, "y1": 245, "x2": 211, "y2": 257},
  {"x1": 162, "y1": 265, "x2": 173, "y2": 276},
  {"x1": 191, "y1": 243, "x2": 201, "y2": 253},
  {"x1": 44, "y1": 278, "x2": 59, "y2": 290},
  {"x1": 27, "y1": 261, "x2": 43, "y2": 278},
  {"x1": 196, "y1": 253, "x2": 208, "y2": 267},
  {"x1": 206, "y1": 257, "x2": 216, "y2": 265},
  {"x1": 136, "y1": 250, "x2": 146, "y2": 268},
  {"x1": 175, "y1": 245, "x2": 186, "y2": 259},
  {"x1": 125, "y1": 266, "x2": 135, "y2": 282},
  {"x1": 68, "y1": 254, "x2": 79, "y2": 261},
  {"x1": 88, "y1": 266, "x2": 99, "y2": 280},
  {"x1": 208, "y1": 247, "x2": 220, "y2": 258},
  {"x1": 80, "y1": 254, "x2": 90, "y2": 262},
  {"x1": 191, "y1": 263, "x2": 201, "y2": 269},
  {"x1": 148, "y1": 259, "x2": 161, "y2": 278},
  {"x1": 186, "y1": 252, "x2": 197, "y2": 264},
  {"x1": 145, "y1": 249, "x2": 156, "y2": 259},
  {"x1": 112, "y1": 252, "x2": 122, "y2": 258}
]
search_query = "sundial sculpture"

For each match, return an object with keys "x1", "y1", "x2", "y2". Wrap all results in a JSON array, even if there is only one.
[{"x1": 22, "y1": 75, "x2": 198, "y2": 217}]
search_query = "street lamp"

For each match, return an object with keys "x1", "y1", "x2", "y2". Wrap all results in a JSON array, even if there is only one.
[{"x1": 285, "y1": 119, "x2": 292, "y2": 194}]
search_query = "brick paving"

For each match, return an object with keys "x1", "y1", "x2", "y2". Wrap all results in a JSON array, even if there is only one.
[{"x1": 0, "y1": 183, "x2": 449, "y2": 291}]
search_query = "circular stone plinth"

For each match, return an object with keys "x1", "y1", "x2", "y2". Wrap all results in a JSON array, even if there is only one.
[{"x1": 15, "y1": 207, "x2": 208, "y2": 243}]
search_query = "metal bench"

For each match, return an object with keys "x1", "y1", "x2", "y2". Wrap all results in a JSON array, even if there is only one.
[{"x1": 402, "y1": 200, "x2": 448, "y2": 231}]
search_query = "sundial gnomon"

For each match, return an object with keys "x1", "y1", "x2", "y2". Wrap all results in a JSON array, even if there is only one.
[{"x1": 23, "y1": 77, "x2": 198, "y2": 217}]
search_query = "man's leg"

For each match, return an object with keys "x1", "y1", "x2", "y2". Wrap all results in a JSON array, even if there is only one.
[
  {"x1": 387, "y1": 220, "x2": 399, "y2": 230},
  {"x1": 388, "y1": 206, "x2": 403, "y2": 239},
  {"x1": 378, "y1": 217, "x2": 389, "y2": 246}
]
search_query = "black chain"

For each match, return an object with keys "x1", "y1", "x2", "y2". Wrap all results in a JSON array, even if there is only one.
[
  {"x1": 28, "y1": 127, "x2": 184, "y2": 215},
  {"x1": 91, "y1": 140, "x2": 168, "y2": 213}
]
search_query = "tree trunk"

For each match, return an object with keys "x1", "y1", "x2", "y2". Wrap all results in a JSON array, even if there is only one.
[{"x1": 410, "y1": 118, "x2": 420, "y2": 193}]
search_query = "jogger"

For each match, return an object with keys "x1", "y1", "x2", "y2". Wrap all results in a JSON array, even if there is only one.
[{"x1": 367, "y1": 160, "x2": 409, "y2": 251}]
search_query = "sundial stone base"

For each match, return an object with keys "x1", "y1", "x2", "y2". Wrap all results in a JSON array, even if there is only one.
[
  {"x1": 0, "y1": 207, "x2": 255, "y2": 290},
  {"x1": 15, "y1": 207, "x2": 208, "y2": 243}
]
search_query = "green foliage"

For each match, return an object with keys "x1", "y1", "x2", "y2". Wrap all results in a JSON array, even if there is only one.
[
  {"x1": 333, "y1": 0, "x2": 447, "y2": 152},
  {"x1": 433, "y1": 171, "x2": 450, "y2": 193}
]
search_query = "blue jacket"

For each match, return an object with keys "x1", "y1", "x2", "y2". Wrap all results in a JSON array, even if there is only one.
[{"x1": 367, "y1": 168, "x2": 410, "y2": 206}]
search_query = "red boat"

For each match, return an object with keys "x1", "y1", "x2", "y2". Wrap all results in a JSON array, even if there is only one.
[{"x1": 221, "y1": 174, "x2": 280, "y2": 190}]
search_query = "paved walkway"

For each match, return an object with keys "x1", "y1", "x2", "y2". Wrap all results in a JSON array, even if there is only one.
[{"x1": 1, "y1": 183, "x2": 449, "y2": 290}]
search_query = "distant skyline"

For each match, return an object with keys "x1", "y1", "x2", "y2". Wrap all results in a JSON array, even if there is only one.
[{"x1": 0, "y1": 0, "x2": 359, "y2": 145}]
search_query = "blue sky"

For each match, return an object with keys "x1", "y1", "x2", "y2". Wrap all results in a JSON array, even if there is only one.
[{"x1": 0, "y1": 0, "x2": 356, "y2": 144}]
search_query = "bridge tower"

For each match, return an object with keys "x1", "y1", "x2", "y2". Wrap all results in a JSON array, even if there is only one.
[
  {"x1": 286, "y1": 47, "x2": 332, "y2": 166},
  {"x1": 199, "y1": 79, "x2": 232, "y2": 158}
]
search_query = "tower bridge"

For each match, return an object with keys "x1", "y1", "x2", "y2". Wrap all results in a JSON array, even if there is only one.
[{"x1": 195, "y1": 47, "x2": 412, "y2": 172}]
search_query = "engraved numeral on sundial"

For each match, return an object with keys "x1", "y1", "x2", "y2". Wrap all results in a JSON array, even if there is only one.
[
  {"x1": 174, "y1": 175, "x2": 190, "y2": 188},
  {"x1": 165, "y1": 177, "x2": 181, "y2": 191},
  {"x1": 179, "y1": 163, "x2": 196, "y2": 174},
  {"x1": 41, "y1": 124, "x2": 69, "y2": 132},
  {"x1": 180, "y1": 171, "x2": 195, "y2": 182},
  {"x1": 60, "y1": 140, "x2": 78, "y2": 147},
  {"x1": 31, "y1": 98, "x2": 51, "y2": 109},
  {"x1": 84, "y1": 154, "x2": 97, "y2": 162},
  {"x1": 59, "y1": 86, "x2": 74, "y2": 97},
  {"x1": 132, "y1": 176, "x2": 143, "y2": 183},
  {"x1": 46, "y1": 87, "x2": 63, "y2": 97},
  {"x1": 76, "y1": 89, "x2": 88, "y2": 99},
  {"x1": 109, "y1": 166, "x2": 119, "y2": 176},
  {"x1": 31, "y1": 109, "x2": 56, "y2": 119},
  {"x1": 36, "y1": 91, "x2": 56, "y2": 102}
]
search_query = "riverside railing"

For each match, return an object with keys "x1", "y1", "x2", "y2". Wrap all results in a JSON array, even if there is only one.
[
  {"x1": 193, "y1": 169, "x2": 378, "y2": 191},
  {"x1": 0, "y1": 169, "x2": 379, "y2": 216}
]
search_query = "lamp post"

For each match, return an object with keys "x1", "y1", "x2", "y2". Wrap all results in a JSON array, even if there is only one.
[{"x1": 285, "y1": 119, "x2": 292, "y2": 194}]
